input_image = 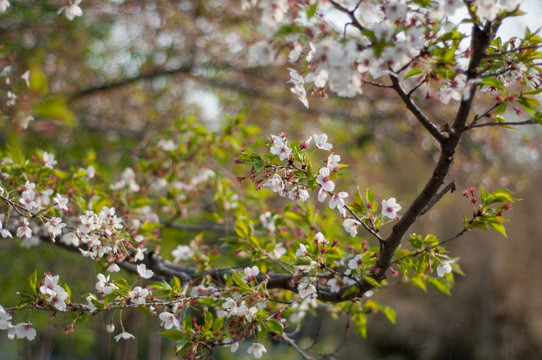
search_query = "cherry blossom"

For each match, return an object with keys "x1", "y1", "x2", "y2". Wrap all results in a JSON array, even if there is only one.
[
  {"x1": 314, "y1": 232, "x2": 328, "y2": 246},
  {"x1": 382, "y1": 197, "x2": 402, "y2": 219},
  {"x1": 269, "y1": 136, "x2": 292, "y2": 161},
  {"x1": 48, "y1": 289, "x2": 69, "y2": 311},
  {"x1": 288, "y1": 68, "x2": 308, "y2": 108},
  {"x1": 265, "y1": 174, "x2": 285, "y2": 194},
  {"x1": 385, "y1": 1, "x2": 407, "y2": 22},
  {"x1": 475, "y1": 0, "x2": 499, "y2": 21},
  {"x1": 53, "y1": 193, "x2": 68, "y2": 211},
  {"x1": 247, "y1": 342, "x2": 267, "y2": 359},
  {"x1": 58, "y1": 0, "x2": 83, "y2": 21},
  {"x1": 298, "y1": 279, "x2": 317, "y2": 298},
  {"x1": 136, "y1": 264, "x2": 153, "y2": 279},
  {"x1": 243, "y1": 266, "x2": 259, "y2": 282},
  {"x1": 41, "y1": 152, "x2": 57, "y2": 169},
  {"x1": 12, "y1": 322, "x2": 36, "y2": 340},
  {"x1": 20, "y1": 189, "x2": 37, "y2": 211},
  {"x1": 312, "y1": 134, "x2": 332, "y2": 151},
  {"x1": 499, "y1": 0, "x2": 522, "y2": 11},
  {"x1": 437, "y1": 259, "x2": 456, "y2": 277},
  {"x1": 172, "y1": 245, "x2": 194, "y2": 262},
  {"x1": 317, "y1": 188, "x2": 327, "y2": 202},
  {"x1": 40, "y1": 274, "x2": 62, "y2": 296},
  {"x1": 159, "y1": 312, "x2": 180, "y2": 329},
  {"x1": 0, "y1": 0, "x2": 10, "y2": 13},
  {"x1": 16, "y1": 218, "x2": 32, "y2": 238},
  {"x1": 327, "y1": 279, "x2": 341, "y2": 293},
  {"x1": 45, "y1": 217, "x2": 66, "y2": 238},
  {"x1": 327, "y1": 153, "x2": 340, "y2": 171},
  {"x1": 96, "y1": 273, "x2": 118, "y2": 294},
  {"x1": 316, "y1": 167, "x2": 335, "y2": 192},
  {"x1": 348, "y1": 254, "x2": 362, "y2": 270},
  {"x1": 224, "y1": 337, "x2": 239, "y2": 352},
  {"x1": 329, "y1": 191, "x2": 348, "y2": 213},
  {"x1": 343, "y1": 219, "x2": 361, "y2": 237},
  {"x1": 129, "y1": 286, "x2": 149, "y2": 305},
  {"x1": 0, "y1": 306, "x2": 12, "y2": 330},
  {"x1": 114, "y1": 330, "x2": 135, "y2": 342},
  {"x1": 106, "y1": 322, "x2": 115, "y2": 333},
  {"x1": 295, "y1": 243, "x2": 308, "y2": 257}
]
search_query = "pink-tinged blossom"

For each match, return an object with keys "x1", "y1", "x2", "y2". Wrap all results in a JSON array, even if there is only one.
[
  {"x1": 0, "y1": 1, "x2": 10, "y2": 13},
  {"x1": 288, "y1": 68, "x2": 309, "y2": 108},
  {"x1": 224, "y1": 337, "x2": 239, "y2": 353},
  {"x1": 385, "y1": 1, "x2": 407, "y2": 22},
  {"x1": 48, "y1": 288, "x2": 69, "y2": 311},
  {"x1": 269, "y1": 136, "x2": 292, "y2": 161},
  {"x1": 317, "y1": 167, "x2": 335, "y2": 192},
  {"x1": 0, "y1": 305, "x2": 12, "y2": 330},
  {"x1": 273, "y1": 243, "x2": 286, "y2": 258},
  {"x1": 106, "y1": 322, "x2": 115, "y2": 333},
  {"x1": 0, "y1": 219, "x2": 12, "y2": 238},
  {"x1": 314, "y1": 232, "x2": 328, "y2": 246},
  {"x1": 36, "y1": 189, "x2": 53, "y2": 207},
  {"x1": 243, "y1": 266, "x2": 260, "y2": 282},
  {"x1": 348, "y1": 254, "x2": 363, "y2": 269},
  {"x1": 296, "y1": 243, "x2": 309, "y2": 257},
  {"x1": 40, "y1": 274, "x2": 62, "y2": 296},
  {"x1": 247, "y1": 342, "x2": 267, "y2": 359},
  {"x1": 16, "y1": 218, "x2": 32, "y2": 238},
  {"x1": 288, "y1": 186, "x2": 310, "y2": 202},
  {"x1": 45, "y1": 217, "x2": 66, "y2": 238},
  {"x1": 114, "y1": 331, "x2": 135, "y2": 342},
  {"x1": 327, "y1": 279, "x2": 341, "y2": 293},
  {"x1": 53, "y1": 194, "x2": 68, "y2": 211},
  {"x1": 159, "y1": 312, "x2": 180, "y2": 329},
  {"x1": 343, "y1": 219, "x2": 361, "y2": 237},
  {"x1": 475, "y1": 0, "x2": 499, "y2": 21},
  {"x1": 20, "y1": 190, "x2": 37, "y2": 211},
  {"x1": 265, "y1": 174, "x2": 285, "y2": 194},
  {"x1": 329, "y1": 192, "x2": 348, "y2": 211},
  {"x1": 129, "y1": 286, "x2": 149, "y2": 305},
  {"x1": 443, "y1": 0, "x2": 463, "y2": 14},
  {"x1": 137, "y1": 264, "x2": 154, "y2": 279},
  {"x1": 437, "y1": 259, "x2": 456, "y2": 277},
  {"x1": 58, "y1": 0, "x2": 82, "y2": 20},
  {"x1": 42, "y1": 152, "x2": 57, "y2": 169},
  {"x1": 96, "y1": 273, "x2": 118, "y2": 294},
  {"x1": 317, "y1": 188, "x2": 328, "y2": 202},
  {"x1": 382, "y1": 197, "x2": 401, "y2": 219},
  {"x1": 312, "y1": 134, "x2": 333, "y2": 151},
  {"x1": 298, "y1": 280, "x2": 317, "y2": 298},
  {"x1": 172, "y1": 245, "x2": 194, "y2": 263},
  {"x1": 373, "y1": 21, "x2": 395, "y2": 41},
  {"x1": 327, "y1": 153, "x2": 340, "y2": 170},
  {"x1": 13, "y1": 322, "x2": 36, "y2": 340}
]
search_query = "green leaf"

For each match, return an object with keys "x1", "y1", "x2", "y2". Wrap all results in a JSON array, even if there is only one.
[
  {"x1": 427, "y1": 277, "x2": 451, "y2": 295},
  {"x1": 353, "y1": 312, "x2": 367, "y2": 338},
  {"x1": 265, "y1": 319, "x2": 284, "y2": 335},
  {"x1": 404, "y1": 68, "x2": 424, "y2": 80},
  {"x1": 28, "y1": 270, "x2": 37, "y2": 295},
  {"x1": 408, "y1": 276, "x2": 427, "y2": 291},
  {"x1": 408, "y1": 234, "x2": 423, "y2": 249},
  {"x1": 362, "y1": 275, "x2": 381, "y2": 287},
  {"x1": 34, "y1": 97, "x2": 77, "y2": 126},
  {"x1": 480, "y1": 77, "x2": 504, "y2": 90},
  {"x1": 257, "y1": 326, "x2": 268, "y2": 341},
  {"x1": 231, "y1": 271, "x2": 252, "y2": 292},
  {"x1": 306, "y1": 4, "x2": 318, "y2": 18},
  {"x1": 160, "y1": 329, "x2": 185, "y2": 341}
]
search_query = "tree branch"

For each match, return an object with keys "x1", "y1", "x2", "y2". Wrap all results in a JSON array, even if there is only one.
[{"x1": 389, "y1": 73, "x2": 446, "y2": 143}]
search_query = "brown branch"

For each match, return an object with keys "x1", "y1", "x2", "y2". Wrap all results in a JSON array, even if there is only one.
[
  {"x1": 373, "y1": 22, "x2": 497, "y2": 286},
  {"x1": 389, "y1": 73, "x2": 446, "y2": 143},
  {"x1": 466, "y1": 119, "x2": 538, "y2": 129},
  {"x1": 420, "y1": 180, "x2": 456, "y2": 216},
  {"x1": 328, "y1": 0, "x2": 366, "y2": 34}
]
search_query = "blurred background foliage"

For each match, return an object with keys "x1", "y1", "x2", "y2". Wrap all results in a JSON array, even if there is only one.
[{"x1": 1, "y1": 0, "x2": 542, "y2": 359}]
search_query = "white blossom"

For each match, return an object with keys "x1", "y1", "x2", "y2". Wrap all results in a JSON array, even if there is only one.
[
  {"x1": 114, "y1": 331, "x2": 135, "y2": 342},
  {"x1": 58, "y1": 0, "x2": 83, "y2": 20},
  {"x1": 382, "y1": 197, "x2": 401, "y2": 219},
  {"x1": 172, "y1": 245, "x2": 194, "y2": 262},
  {"x1": 0, "y1": 0, "x2": 10, "y2": 13},
  {"x1": 159, "y1": 312, "x2": 180, "y2": 329},
  {"x1": 137, "y1": 264, "x2": 154, "y2": 279},
  {"x1": 247, "y1": 342, "x2": 267, "y2": 359}
]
